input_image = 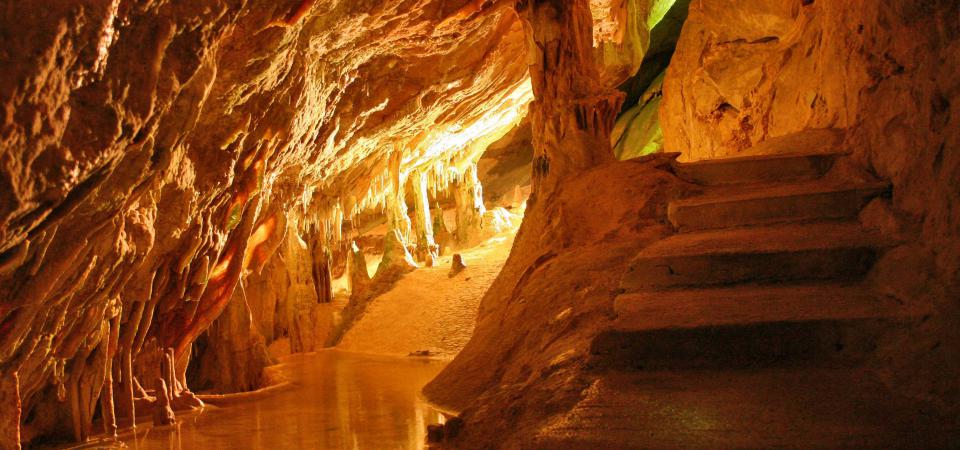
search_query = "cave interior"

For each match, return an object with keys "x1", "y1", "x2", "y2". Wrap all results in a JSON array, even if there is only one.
[{"x1": 1, "y1": 0, "x2": 959, "y2": 448}]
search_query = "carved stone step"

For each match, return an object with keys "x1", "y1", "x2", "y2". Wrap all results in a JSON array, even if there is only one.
[
  {"x1": 672, "y1": 152, "x2": 846, "y2": 186},
  {"x1": 592, "y1": 283, "x2": 926, "y2": 370},
  {"x1": 668, "y1": 180, "x2": 890, "y2": 232},
  {"x1": 621, "y1": 222, "x2": 888, "y2": 292}
]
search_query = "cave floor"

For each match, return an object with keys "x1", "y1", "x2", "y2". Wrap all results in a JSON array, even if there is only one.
[
  {"x1": 100, "y1": 351, "x2": 446, "y2": 449},
  {"x1": 533, "y1": 367, "x2": 960, "y2": 449},
  {"x1": 337, "y1": 218, "x2": 520, "y2": 359}
]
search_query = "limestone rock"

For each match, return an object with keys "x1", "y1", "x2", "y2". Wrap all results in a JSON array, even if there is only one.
[
  {"x1": 0, "y1": 1, "x2": 532, "y2": 443},
  {"x1": 375, "y1": 229, "x2": 418, "y2": 282},
  {"x1": 0, "y1": 373, "x2": 19, "y2": 450},
  {"x1": 660, "y1": 0, "x2": 960, "y2": 421},
  {"x1": 449, "y1": 254, "x2": 467, "y2": 278},
  {"x1": 152, "y1": 379, "x2": 175, "y2": 427}
]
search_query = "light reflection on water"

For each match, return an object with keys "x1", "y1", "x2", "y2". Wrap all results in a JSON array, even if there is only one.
[{"x1": 118, "y1": 350, "x2": 447, "y2": 450}]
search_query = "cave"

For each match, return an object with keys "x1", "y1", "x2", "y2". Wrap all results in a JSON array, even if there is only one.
[{"x1": 1, "y1": 0, "x2": 959, "y2": 448}]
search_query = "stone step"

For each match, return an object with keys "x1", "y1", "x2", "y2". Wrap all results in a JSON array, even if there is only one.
[
  {"x1": 591, "y1": 283, "x2": 926, "y2": 370},
  {"x1": 672, "y1": 152, "x2": 846, "y2": 186},
  {"x1": 621, "y1": 222, "x2": 888, "y2": 292},
  {"x1": 668, "y1": 180, "x2": 890, "y2": 232}
]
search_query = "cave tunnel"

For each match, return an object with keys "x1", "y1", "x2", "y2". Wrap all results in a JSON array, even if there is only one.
[{"x1": 1, "y1": 0, "x2": 959, "y2": 449}]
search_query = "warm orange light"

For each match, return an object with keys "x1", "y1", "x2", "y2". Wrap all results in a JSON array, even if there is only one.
[
  {"x1": 209, "y1": 250, "x2": 234, "y2": 281},
  {"x1": 410, "y1": 79, "x2": 533, "y2": 168},
  {"x1": 243, "y1": 215, "x2": 278, "y2": 268}
]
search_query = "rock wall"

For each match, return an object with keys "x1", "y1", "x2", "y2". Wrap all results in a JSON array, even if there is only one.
[
  {"x1": 0, "y1": 0, "x2": 531, "y2": 445},
  {"x1": 660, "y1": 0, "x2": 960, "y2": 409},
  {"x1": 428, "y1": 0, "x2": 960, "y2": 447},
  {"x1": 425, "y1": 0, "x2": 695, "y2": 447}
]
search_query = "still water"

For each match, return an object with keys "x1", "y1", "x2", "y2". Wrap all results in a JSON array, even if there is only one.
[{"x1": 116, "y1": 350, "x2": 447, "y2": 449}]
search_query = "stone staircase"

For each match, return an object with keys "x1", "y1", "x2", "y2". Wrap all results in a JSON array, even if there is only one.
[
  {"x1": 599, "y1": 151, "x2": 927, "y2": 369},
  {"x1": 539, "y1": 152, "x2": 959, "y2": 449}
]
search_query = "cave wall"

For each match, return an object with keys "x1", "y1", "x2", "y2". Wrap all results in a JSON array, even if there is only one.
[
  {"x1": 427, "y1": 0, "x2": 960, "y2": 447},
  {"x1": 0, "y1": 0, "x2": 531, "y2": 445},
  {"x1": 660, "y1": 0, "x2": 960, "y2": 409},
  {"x1": 424, "y1": 0, "x2": 696, "y2": 446},
  {"x1": 189, "y1": 214, "x2": 340, "y2": 393}
]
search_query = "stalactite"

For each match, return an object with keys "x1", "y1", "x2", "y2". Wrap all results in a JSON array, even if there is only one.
[
  {"x1": 453, "y1": 163, "x2": 487, "y2": 248},
  {"x1": 432, "y1": 201, "x2": 453, "y2": 255},
  {"x1": 164, "y1": 192, "x2": 261, "y2": 360},
  {"x1": 283, "y1": 0, "x2": 316, "y2": 26},
  {"x1": 515, "y1": 0, "x2": 624, "y2": 197},
  {"x1": 99, "y1": 307, "x2": 121, "y2": 438},
  {"x1": 160, "y1": 348, "x2": 175, "y2": 402},
  {"x1": 386, "y1": 151, "x2": 413, "y2": 244},
  {"x1": 66, "y1": 330, "x2": 100, "y2": 443},
  {"x1": 99, "y1": 368, "x2": 116, "y2": 438},
  {"x1": 78, "y1": 332, "x2": 108, "y2": 443},
  {"x1": 0, "y1": 1, "x2": 535, "y2": 443},
  {"x1": 410, "y1": 170, "x2": 438, "y2": 266},
  {"x1": 120, "y1": 350, "x2": 135, "y2": 429},
  {"x1": 312, "y1": 246, "x2": 334, "y2": 304},
  {"x1": 116, "y1": 297, "x2": 142, "y2": 428}
]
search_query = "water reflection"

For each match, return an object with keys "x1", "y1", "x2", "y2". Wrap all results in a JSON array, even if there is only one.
[{"x1": 119, "y1": 350, "x2": 446, "y2": 449}]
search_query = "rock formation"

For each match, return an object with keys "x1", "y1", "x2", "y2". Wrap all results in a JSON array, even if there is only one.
[
  {"x1": 151, "y1": 378, "x2": 174, "y2": 427},
  {"x1": 449, "y1": 254, "x2": 467, "y2": 278},
  {"x1": 1, "y1": 0, "x2": 957, "y2": 448},
  {"x1": 453, "y1": 164, "x2": 487, "y2": 248},
  {"x1": 425, "y1": 0, "x2": 960, "y2": 448},
  {"x1": 0, "y1": 0, "x2": 532, "y2": 445}
]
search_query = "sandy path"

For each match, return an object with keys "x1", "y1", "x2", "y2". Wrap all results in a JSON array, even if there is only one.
[{"x1": 337, "y1": 231, "x2": 516, "y2": 359}]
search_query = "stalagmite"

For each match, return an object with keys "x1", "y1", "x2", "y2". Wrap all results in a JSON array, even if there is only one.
[
  {"x1": 152, "y1": 378, "x2": 175, "y2": 426},
  {"x1": 453, "y1": 164, "x2": 487, "y2": 248},
  {"x1": 449, "y1": 254, "x2": 467, "y2": 278},
  {"x1": 348, "y1": 242, "x2": 371, "y2": 298},
  {"x1": 374, "y1": 230, "x2": 418, "y2": 282},
  {"x1": 386, "y1": 151, "x2": 414, "y2": 244}
]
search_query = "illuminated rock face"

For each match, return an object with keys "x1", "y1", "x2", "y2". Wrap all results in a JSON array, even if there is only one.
[
  {"x1": 661, "y1": 0, "x2": 960, "y2": 405},
  {"x1": 661, "y1": 1, "x2": 960, "y2": 397},
  {"x1": 426, "y1": 0, "x2": 959, "y2": 448},
  {"x1": 0, "y1": 0, "x2": 533, "y2": 444},
  {"x1": 1, "y1": 0, "x2": 956, "y2": 447}
]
